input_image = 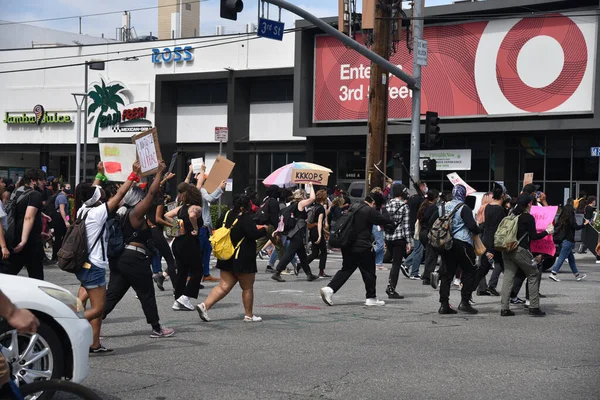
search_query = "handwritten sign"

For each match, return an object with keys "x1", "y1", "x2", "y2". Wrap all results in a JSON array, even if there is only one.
[
  {"x1": 530, "y1": 205, "x2": 558, "y2": 256},
  {"x1": 99, "y1": 143, "x2": 137, "y2": 182},
  {"x1": 131, "y1": 128, "x2": 162, "y2": 177},
  {"x1": 446, "y1": 172, "x2": 476, "y2": 195},
  {"x1": 523, "y1": 173, "x2": 534, "y2": 187},
  {"x1": 192, "y1": 158, "x2": 204, "y2": 174},
  {"x1": 291, "y1": 169, "x2": 329, "y2": 186},
  {"x1": 203, "y1": 155, "x2": 235, "y2": 193}
]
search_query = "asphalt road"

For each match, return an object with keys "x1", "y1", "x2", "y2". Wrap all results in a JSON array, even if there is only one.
[{"x1": 41, "y1": 252, "x2": 600, "y2": 400}]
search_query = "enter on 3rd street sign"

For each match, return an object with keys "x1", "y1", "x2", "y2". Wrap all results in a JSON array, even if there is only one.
[{"x1": 258, "y1": 18, "x2": 285, "y2": 41}]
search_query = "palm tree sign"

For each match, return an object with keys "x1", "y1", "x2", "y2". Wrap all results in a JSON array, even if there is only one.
[{"x1": 88, "y1": 79, "x2": 125, "y2": 137}]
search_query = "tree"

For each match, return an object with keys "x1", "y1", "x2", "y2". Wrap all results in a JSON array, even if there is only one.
[{"x1": 87, "y1": 79, "x2": 125, "y2": 138}]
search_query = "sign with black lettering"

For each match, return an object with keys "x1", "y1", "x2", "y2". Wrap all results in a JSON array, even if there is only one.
[
  {"x1": 291, "y1": 169, "x2": 329, "y2": 186},
  {"x1": 131, "y1": 128, "x2": 162, "y2": 177}
]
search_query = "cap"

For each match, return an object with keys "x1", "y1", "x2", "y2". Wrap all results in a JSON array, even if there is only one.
[
  {"x1": 47, "y1": 176, "x2": 55, "y2": 182},
  {"x1": 516, "y1": 194, "x2": 534, "y2": 207},
  {"x1": 522, "y1": 183, "x2": 540, "y2": 194}
]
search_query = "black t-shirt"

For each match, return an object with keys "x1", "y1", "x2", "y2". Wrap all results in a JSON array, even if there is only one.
[
  {"x1": 407, "y1": 195, "x2": 424, "y2": 234},
  {"x1": 15, "y1": 188, "x2": 43, "y2": 246},
  {"x1": 147, "y1": 197, "x2": 162, "y2": 226},
  {"x1": 41, "y1": 187, "x2": 53, "y2": 204},
  {"x1": 482, "y1": 204, "x2": 507, "y2": 249},
  {"x1": 310, "y1": 204, "x2": 326, "y2": 240}
]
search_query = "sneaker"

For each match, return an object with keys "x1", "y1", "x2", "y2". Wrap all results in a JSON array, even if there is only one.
[
  {"x1": 150, "y1": 327, "x2": 176, "y2": 338},
  {"x1": 510, "y1": 297, "x2": 525, "y2": 305},
  {"x1": 176, "y1": 295, "x2": 194, "y2": 311},
  {"x1": 576, "y1": 274, "x2": 587, "y2": 281},
  {"x1": 469, "y1": 296, "x2": 476, "y2": 305},
  {"x1": 438, "y1": 303, "x2": 457, "y2": 314},
  {"x1": 172, "y1": 301, "x2": 191, "y2": 311},
  {"x1": 203, "y1": 275, "x2": 220, "y2": 282},
  {"x1": 500, "y1": 309, "x2": 515, "y2": 317},
  {"x1": 89, "y1": 345, "x2": 113, "y2": 354},
  {"x1": 243, "y1": 315, "x2": 263, "y2": 322},
  {"x1": 596, "y1": 260, "x2": 600, "y2": 264},
  {"x1": 265, "y1": 266, "x2": 276, "y2": 273},
  {"x1": 320, "y1": 287, "x2": 334, "y2": 306},
  {"x1": 259, "y1": 250, "x2": 268, "y2": 259},
  {"x1": 430, "y1": 272, "x2": 439, "y2": 290},
  {"x1": 524, "y1": 299, "x2": 530, "y2": 309},
  {"x1": 458, "y1": 301, "x2": 478, "y2": 314},
  {"x1": 549, "y1": 274, "x2": 561, "y2": 282},
  {"x1": 487, "y1": 287, "x2": 500, "y2": 296},
  {"x1": 365, "y1": 298, "x2": 385, "y2": 306},
  {"x1": 319, "y1": 271, "x2": 332, "y2": 278},
  {"x1": 271, "y1": 272, "x2": 285, "y2": 282},
  {"x1": 196, "y1": 303, "x2": 210, "y2": 322},
  {"x1": 153, "y1": 273, "x2": 165, "y2": 291},
  {"x1": 293, "y1": 263, "x2": 300, "y2": 276},
  {"x1": 453, "y1": 278, "x2": 462, "y2": 287},
  {"x1": 529, "y1": 308, "x2": 546, "y2": 317},
  {"x1": 307, "y1": 274, "x2": 319, "y2": 282},
  {"x1": 410, "y1": 274, "x2": 422, "y2": 280},
  {"x1": 385, "y1": 289, "x2": 404, "y2": 299},
  {"x1": 400, "y1": 264, "x2": 410, "y2": 278},
  {"x1": 376, "y1": 265, "x2": 389, "y2": 271},
  {"x1": 476, "y1": 290, "x2": 491, "y2": 296}
]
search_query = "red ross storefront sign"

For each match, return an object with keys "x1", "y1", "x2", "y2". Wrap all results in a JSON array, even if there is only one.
[{"x1": 313, "y1": 13, "x2": 596, "y2": 122}]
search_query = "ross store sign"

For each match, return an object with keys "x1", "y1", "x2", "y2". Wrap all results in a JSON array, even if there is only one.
[
  {"x1": 313, "y1": 13, "x2": 596, "y2": 122},
  {"x1": 87, "y1": 78, "x2": 153, "y2": 139},
  {"x1": 419, "y1": 150, "x2": 471, "y2": 171},
  {"x1": 151, "y1": 46, "x2": 193, "y2": 63},
  {"x1": 3, "y1": 104, "x2": 72, "y2": 125}
]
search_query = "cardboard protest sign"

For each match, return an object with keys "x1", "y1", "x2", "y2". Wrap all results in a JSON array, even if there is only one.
[
  {"x1": 291, "y1": 169, "x2": 330, "y2": 186},
  {"x1": 99, "y1": 143, "x2": 137, "y2": 182},
  {"x1": 192, "y1": 158, "x2": 204, "y2": 174},
  {"x1": 523, "y1": 173, "x2": 534, "y2": 187},
  {"x1": 446, "y1": 172, "x2": 476, "y2": 195},
  {"x1": 203, "y1": 155, "x2": 235, "y2": 193},
  {"x1": 131, "y1": 128, "x2": 162, "y2": 177},
  {"x1": 530, "y1": 205, "x2": 558, "y2": 256}
]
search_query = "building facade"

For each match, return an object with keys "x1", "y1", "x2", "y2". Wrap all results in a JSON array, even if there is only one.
[{"x1": 0, "y1": 0, "x2": 599, "y2": 204}]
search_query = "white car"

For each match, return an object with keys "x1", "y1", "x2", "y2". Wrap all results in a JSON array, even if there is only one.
[{"x1": 0, "y1": 274, "x2": 92, "y2": 397}]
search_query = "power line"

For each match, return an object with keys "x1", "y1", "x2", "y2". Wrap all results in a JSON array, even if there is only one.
[
  {"x1": 0, "y1": 26, "x2": 308, "y2": 75},
  {"x1": 0, "y1": 0, "x2": 209, "y2": 26}
]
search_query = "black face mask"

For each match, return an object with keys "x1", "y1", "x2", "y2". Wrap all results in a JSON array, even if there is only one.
[{"x1": 64, "y1": 189, "x2": 72, "y2": 195}]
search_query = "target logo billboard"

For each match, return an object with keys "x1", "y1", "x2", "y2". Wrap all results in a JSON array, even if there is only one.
[{"x1": 313, "y1": 12, "x2": 597, "y2": 122}]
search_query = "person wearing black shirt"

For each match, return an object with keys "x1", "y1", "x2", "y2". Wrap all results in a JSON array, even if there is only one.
[
  {"x1": 500, "y1": 195, "x2": 552, "y2": 317},
  {"x1": 549, "y1": 204, "x2": 589, "y2": 282},
  {"x1": 320, "y1": 195, "x2": 392, "y2": 307},
  {"x1": 418, "y1": 189, "x2": 439, "y2": 285},
  {"x1": 5, "y1": 169, "x2": 46, "y2": 280},
  {"x1": 403, "y1": 181, "x2": 428, "y2": 279},
  {"x1": 307, "y1": 189, "x2": 330, "y2": 277},
  {"x1": 254, "y1": 185, "x2": 285, "y2": 273}
]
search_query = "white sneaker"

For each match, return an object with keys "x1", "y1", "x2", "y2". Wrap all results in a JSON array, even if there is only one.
[
  {"x1": 453, "y1": 278, "x2": 462, "y2": 287},
  {"x1": 196, "y1": 303, "x2": 210, "y2": 321},
  {"x1": 576, "y1": 274, "x2": 587, "y2": 281},
  {"x1": 176, "y1": 295, "x2": 194, "y2": 311},
  {"x1": 365, "y1": 298, "x2": 385, "y2": 307},
  {"x1": 320, "y1": 287, "x2": 334, "y2": 306},
  {"x1": 549, "y1": 274, "x2": 561, "y2": 282},
  {"x1": 243, "y1": 315, "x2": 263, "y2": 322},
  {"x1": 596, "y1": 260, "x2": 600, "y2": 264}
]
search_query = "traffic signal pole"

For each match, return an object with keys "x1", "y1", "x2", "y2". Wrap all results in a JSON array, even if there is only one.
[{"x1": 409, "y1": 0, "x2": 424, "y2": 184}]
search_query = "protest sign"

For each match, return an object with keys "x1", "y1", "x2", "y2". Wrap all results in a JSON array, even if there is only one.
[
  {"x1": 167, "y1": 152, "x2": 178, "y2": 174},
  {"x1": 523, "y1": 172, "x2": 534, "y2": 187},
  {"x1": 446, "y1": 172, "x2": 476, "y2": 195},
  {"x1": 291, "y1": 169, "x2": 330, "y2": 186},
  {"x1": 530, "y1": 205, "x2": 558, "y2": 255},
  {"x1": 131, "y1": 128, "x2": 162, "y2": 177},
  {"x1": 99, "y1": 143, "x2": 137, "y2": 182},
  {"x1": 192, "y1": 158, "x2": 204, "y2": 174},
  {"x1": 203, "y1": 155, "x2": 235, "y2": 193}
]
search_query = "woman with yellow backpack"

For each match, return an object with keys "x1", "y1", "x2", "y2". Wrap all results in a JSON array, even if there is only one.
[{"x1": 197, "y1": 194, "x2": 268, "y2": 322}]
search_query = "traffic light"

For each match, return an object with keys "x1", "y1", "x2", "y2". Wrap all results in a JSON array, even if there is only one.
[
  {"x1": 221, "y1": 0, "x2": 244, "y2": 21},
  {"x1": 425, "y1": 111, "x2": 440, "y2": 147},
  {"x1": 422, "y1": 158, "x2": 437, "y2": 174}
]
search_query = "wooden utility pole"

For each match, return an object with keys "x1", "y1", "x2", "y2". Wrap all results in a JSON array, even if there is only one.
[{"x1": 365, "y1": 0, "x2": 393, "y2": 192}]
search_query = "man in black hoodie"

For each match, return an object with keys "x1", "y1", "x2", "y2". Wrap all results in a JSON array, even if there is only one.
[
  {"x1": 254, "y1": 185, "x2": 285, "y2": 273},
  {"x1": 319, "y1": 195, "x2": 392, "y2": 307}
]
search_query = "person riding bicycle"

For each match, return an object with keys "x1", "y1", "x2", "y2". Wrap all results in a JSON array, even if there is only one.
[{"x1": 0, "y1": 288, "x2": 40, "y2": 398}]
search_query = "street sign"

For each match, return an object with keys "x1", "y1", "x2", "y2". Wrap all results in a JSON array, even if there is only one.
[
  {"x1": 257, "y1": 18, "x2": 285, "y2": 41},
  {"x1": 215, "y1": 127, "x2": 228, "y2": 142},
  {"x1": 591, "y1": 147, "x2": 600, "y2": 157},
  {"x1": 416, "y1": 38, "x2": 428, "y2": 66}
]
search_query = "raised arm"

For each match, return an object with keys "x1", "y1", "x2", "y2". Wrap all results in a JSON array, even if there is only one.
[
  {"x1": 106, "y1": 161, "x2": 141, "y2": 212},
  {"x1": 129, "y1": 161, "x2": 166, "y2": 228},
  {"x1": 195, "y1": 166, "x2": 206, "y2": 190},
  {"x1": 184, "y1": 164, "x2": 194, "y2": 184},
  {"x1": 202, "y1": 181, "x2": 226, "y2": 203},
  {"x1": 298, "y1": 184, "x2": 316, "y2": 211},
  {"x1": 164, "y1": 205, "x2": 183, "y2": 221}
]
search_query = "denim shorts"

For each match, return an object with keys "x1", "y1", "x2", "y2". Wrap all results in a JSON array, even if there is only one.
[{"x1": 75, "y1": 263, "x2": 107, "y2": 289}]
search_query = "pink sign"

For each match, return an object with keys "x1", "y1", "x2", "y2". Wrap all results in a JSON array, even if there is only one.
[
  {"x1": 530, "y1": 206, "x2": 558, "y2": 256},
  {"x1": 446, "y1": 172, "x2": 476, "y2": 195}
]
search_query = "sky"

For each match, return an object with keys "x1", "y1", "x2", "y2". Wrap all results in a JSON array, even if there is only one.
[{"x1": 0, "y1": 0, "x2": 455, "y2": 39}]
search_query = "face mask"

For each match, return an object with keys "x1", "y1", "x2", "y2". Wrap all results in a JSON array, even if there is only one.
[
  {"x1": 64, "y1": 189, "x2": 72, "y2": 195},
  {"x1": 423, "y1": 187, "x2": 428, "y2": 194}
]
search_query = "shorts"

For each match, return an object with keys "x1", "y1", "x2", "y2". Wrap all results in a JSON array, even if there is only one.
[{"x1": 75, "y1": 263, "x2": 107, "y2": 289}]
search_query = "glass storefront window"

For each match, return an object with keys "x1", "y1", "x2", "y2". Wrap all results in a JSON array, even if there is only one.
[
  {"x1": 257, "y1": 153, "x2": 271, "y2": 180},
  {"x1": 546, "y1": 137, "x2": 571, "y2": 181},
  {"x1": 337, "y1": 151, "x2": 366, "y2": 181},
  {"x1": 273, "y1": 153, "x2": 287, "y2": 171}
]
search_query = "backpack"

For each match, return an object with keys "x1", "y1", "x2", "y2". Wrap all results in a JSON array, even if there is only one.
[
  {"x1": 553, "y1": 222, "x2": 566, "y2": 244},
  {"x1": 210, "y1": 210, "x2": 244, "y2": 261},
  {"x1": 3, "y1": 187, "x2": 35, "y2": 249},
  {"x1": 280, "y1": 203, "x2": 299, "y2": 234},
  {"x1": 306, "y1": 205, "x2": 319, "y2": 230},
  {"x1": 106, "y1": 213, "x2": 126, "y2": 258},
  {"x1": 44, "y1": 193, "x2": 60, "y2": 217},
  {"x1": 254, "y1": 197, "x2": 271, "y2": 225},
  {"x1": 328, "y1": 204, "x2": 365, "y2": 248},
  {"x1": 428, "y1": 203, "x2": 464, "y2": 252},
  {"x1": 494, "y1": 214, "x2": 526, "y2": 252},
  {"x1": 57, "y1": 210, "x2": 104, "y2": 273}
]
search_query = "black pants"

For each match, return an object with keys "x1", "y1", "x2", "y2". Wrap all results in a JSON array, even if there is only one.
[
  {"x1": 439, "y1": 239, "x2": 477, "y2": 304},
  {"x1": 52, "y1": 219, "x2": 67, "y2": 261},
  {"x1": 387, "y1": 239, "x2": 407, "y2": 291},
  {"x1": 5, "y1": 241, "x2": 44, "y2": 280},
  {"x1": 307, "y1": 237, "x2": 328, "y2": 271},
  {"x1": 275, "y1": 234, "x2": 313, "y2": 275},
  {"x1": 150, "y1": 226, "x2": 177, "y2": 281},
  {"x1": 473, "y1": 249, "x2": 502, "y2": 293},
  {"x1": 329, "y1": 247, "x2": 377, "y2": 299},
  {"x1": 172, "y1": 235, "x2": 203, "y2": 299},
  {"x1": 104, "y1": 249, "x2": 160, "y2": 326},
  {"x1": 487, "y1": 251, "x2": 505, "y2": 289},
  {"x1": 422, "y1": 241, "x2": 438, "y2": 282}
]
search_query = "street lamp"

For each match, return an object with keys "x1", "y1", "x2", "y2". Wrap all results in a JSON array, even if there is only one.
[
  {"x1": 72, "y1": 93, "x2": 88, "y2": 185},
  {"x1": 83, "y1": 61, "x2": 105, "y2": 180}
]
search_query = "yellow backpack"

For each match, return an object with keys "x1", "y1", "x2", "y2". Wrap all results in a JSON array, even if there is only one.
[{"x1": 210, "y1": 211, "x2": 244, "y2": 261}]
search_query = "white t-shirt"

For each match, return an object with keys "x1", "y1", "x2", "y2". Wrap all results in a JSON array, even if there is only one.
[
  {"x1": 77, "y1": 203, "x2": 109, "y2": 269},
  {"x1": 0, "y1": 201, "x2": 6, "y2": 231}
]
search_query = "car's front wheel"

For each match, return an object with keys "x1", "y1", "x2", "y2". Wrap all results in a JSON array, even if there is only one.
[{"x1": 0, "y1": 319, "x2": 64, "y2": 400}]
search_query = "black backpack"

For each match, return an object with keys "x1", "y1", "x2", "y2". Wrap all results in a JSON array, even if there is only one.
[
  {"x1": 3, "y1": 188, "x2": 35, "y2": 249},
  {"x1": 106, "y1": 213, "x2": 126, "y2": 258},
  {"x1": 328, "y1": 204, "x2": 365, "y2": 248},
  {"x1": 280, "y1": 202, "x2": 299, "y2": 234},
  {"x1": 254, "y1": 197, "x2": 272, "y2": 225}
]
